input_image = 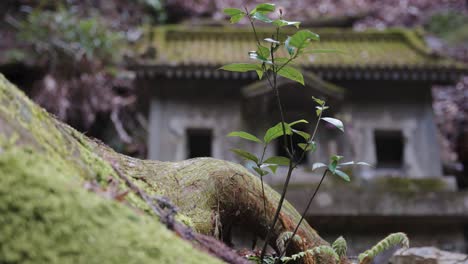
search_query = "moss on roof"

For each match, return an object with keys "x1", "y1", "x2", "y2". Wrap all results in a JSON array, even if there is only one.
[{"x1": 139, "y1": 25, "x2": 465, "y2": 69}]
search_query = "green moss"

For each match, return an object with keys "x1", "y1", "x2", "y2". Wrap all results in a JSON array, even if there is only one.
[
  {"x1": 145, "y1": 25, "x2": 466, "y2": 68},
  {"x1": 375, "y1": 177, "x2": 447, "y2": 193},
  {"x1": 0, "y1": 74, "x2": 221, "y2": 264},
  {"x1": 0, "y1": 144, "x2": 221, "y2": 264}
]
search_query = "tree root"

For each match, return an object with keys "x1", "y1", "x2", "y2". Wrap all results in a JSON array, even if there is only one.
[{"x1": 0, "y1": 73, "x2": 343, "y2": 264}]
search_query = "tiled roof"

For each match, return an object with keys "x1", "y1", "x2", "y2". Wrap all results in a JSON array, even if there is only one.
[
  {"x1": 242, "y1": 72, "x2": 344, "y2": 99},
  {"x1": 134, "y1": 25, "x2": 467, "y2": 82}
]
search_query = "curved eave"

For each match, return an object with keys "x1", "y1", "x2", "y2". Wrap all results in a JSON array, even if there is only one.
[
  {"x1": 132, "y1": 63, "x2": 468, "y2": 84},
  {"x1": 242, "y1": 71, "x2": 344, "y2": 100}
]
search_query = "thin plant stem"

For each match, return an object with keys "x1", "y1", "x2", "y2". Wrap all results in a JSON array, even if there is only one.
[
  {"x1": 245, "y1": 10, "x2": 277, "y2": 233},
  {"x1": 259, "y1": 144, "x2": 269, "y2": 220},
  {"x1": 244, "y1": 9, "x2": 315, "y2": 262},
  {"x1": 260, "y1": 33, "x2": 297, "y2": 263},
  {"x1": 293, "y1": 108, "x2": 324, "y2": 169},
  {"x1": 260, "y1": 25, "x2": 305, "y2": 264},
  {"x1": 260, "y1": 161, "x2": 295, "y2": 260},
  {"x1": 260, "y1": 175, "x2": 267, "y2": 219},
  {"x1": 275, "y1": 169, "x2": 330, "y2": 262}
]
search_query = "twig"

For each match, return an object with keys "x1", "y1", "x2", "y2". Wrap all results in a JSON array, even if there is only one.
[
  {"x1": 260, "y1": 161, "x2": 294, "y2": 260},
  {"x1": 276, "y1": 169, "x2": 330, "y2": 262}
]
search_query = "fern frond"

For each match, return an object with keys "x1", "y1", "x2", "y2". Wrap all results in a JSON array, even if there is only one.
[
  {"x1": 332, "y1": 236, "x2": 347, "y2": 258},
  {"x1": 281, "y1": 245, "x2": 339, "y2": 263},
  {"x1": 358, "y1": 232, "x2": 409, "y2": 263},
  {"x1": 276, "y1": 231, "x2": 302, "y2": 253}
]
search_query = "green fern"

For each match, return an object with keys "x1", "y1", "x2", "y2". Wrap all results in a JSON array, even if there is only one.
[
  {"x1": 332, "y1": 236, "x2": 347, "y2": 258},
  {"x1": 276, "y1": 231, "x2": 302, "y2": 253},
  {"x1": 281, "y1": 245, "x2": 339, "y2": 263},
  {"x1": 358, "y1": 232, "x2": 409, "y2": 263}
]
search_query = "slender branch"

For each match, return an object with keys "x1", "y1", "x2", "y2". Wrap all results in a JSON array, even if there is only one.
[
  {"x1": 245, "y1": 9, "x2": 314, "y2": 261},
  {"x1": 276, "y1": 169, "x2": 330, "y2": 262},
  {"x1": 269, "y1": 36, "x2": 291, "y2": 158},
  {"x1": 261, "y1": 96, "x2": 325, "y2": 261},
  {"x1": 260, "y1": 175, "x2": 268, "y2": 220},
  {"x1": 292, "y1": 107, "x2": 324, "y2": 169},
  {"x1": 245, "y1": 10, "x2": 284, "y2": 231},
  {"x1": 259, "y1": 144, "x2": 268, "y2": 163},
  {"x1": 275, "y1": 56, "x2": 296, "y2": 74},
  {"x1": 261, "y1": 26, "x2": 300, "y2": 262},
  {"x1": 245, "y1": 7, "x2": 261, "y2": 46},
  {"x1": 259, "y1": 144, "x2": 269, "y2": 220},
  {"x1": 260, "y1": 161, "x2": 295, "y2": 260},
  {"x1": 310, "y1": 108, "x2": 323, "y2": 143}
]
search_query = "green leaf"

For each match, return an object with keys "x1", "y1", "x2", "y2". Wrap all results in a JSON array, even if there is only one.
[
  {"x1": 264, "y1": 156, "x2": 290, "y2": 166},
  {"x1": 256, "y1": 70, "x2": 264, "y2": 80},
  {"x1": 273, "y1": 19, "x2": 301, "y2": 28},
  {"x1": 274, "y1": 57, "x2": 290, "y2": 64},
  {"x1": 312, "y1": 162, "x2": 327, "y2": 171},
  {"x1": 293, "y1": 130, "x2": 311, "y2": 141},
  {"x1": 223, "y1": 8, "x2": 244, "y2": 16},
  {"x1": 298, "y1": 142, "x2": 315, "y2": 151},
  {"x1": 264, "y1": 38, "x2": 280, "y2": 44},
  {"x1": 284, "y1": 37, "x2": 295, "y2": 56},
  {"x1": 266, "y1": 164, "x2": 278, "y2": 174},
  {"x1": 253, "y1": 167, "x2": 269, "y2": 177},
  {"x1": 316, "y1": 106, "x2": 329, "y2": 116},
  {"x1": 264, "y1": 122, "x2": 292, "y2": 143},
  {"x1": 250, "y1": 3, "x2": 275, "y2": 14},
  {"x1": 312, "y1": 96, "x2": 325, "y2": 106},
  {"x1": 277, "y1": 66, "x2": 304, "y2": 85},
  {"x1": 249, "y1": 51, "x2": 271, "y2": 63},
  {"x1": 223, "y1": 8, "x2": 246, "y2": 23},
  {"x1": 230, "y1": 148, "x2": 259, "y2": 163},
  {"x1": 230, "y1": 13, "x2": 246, "y2": 23},
  {"x1": 289, "y1": 119, "x2": 309, "y2": 127},
  {"x1": 322, "y1": 117, "x2": 344, "y2": 132},
  {"x1": 220, "y1": 63, "x2": 261, "y2": 72},
  {"x1": 227, "y1": 131, "x2": 262, "y2": 143},
  {"x1": 331, "y1": 155, "x2": 344, "y2": 162},
  {"x1": 328, "y1": 155, "x2": 343, "y2": 173},
  {"x1": 289, "y1": 30, "x2": 320, "y2": 51},
  {"x1": 334, "y1": 169, "x2": 351, "y2": 182},
  {"x1": 252, "y1": 12, "x2": 272, "y2": 23},
  {"x1": 257, "y1": 45, "x2": 270, "y2": 60}
]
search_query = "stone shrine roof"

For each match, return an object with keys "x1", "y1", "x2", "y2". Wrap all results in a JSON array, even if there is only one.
[{"x1": 134, "y1": 25, "x2": 467, "y2": 83}]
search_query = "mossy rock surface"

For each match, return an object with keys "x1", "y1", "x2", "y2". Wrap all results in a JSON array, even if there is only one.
[
  {"x1": 0, "y1": 74, "x2": 221, "y2": 264},
  {"x1": 0, "y1": 146, "x2": 221, "y2": 264}
]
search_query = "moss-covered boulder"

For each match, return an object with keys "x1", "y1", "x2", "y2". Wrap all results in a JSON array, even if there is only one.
[
  {"x1": 0, "y1": 75, "x2": 222, "y2": 263},
  {"x1": 0, "y1": 74, "x2": 333, "y2": 264},
  {"x1": 0, "y1": 146, "x2": 223, "y2": 264}
]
